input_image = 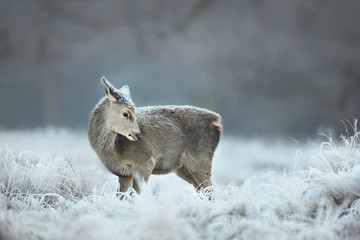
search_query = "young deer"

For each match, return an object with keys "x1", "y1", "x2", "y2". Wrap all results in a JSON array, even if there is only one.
[{"x1": 88, "y1": 77, "x2": 222, "y2": 195}]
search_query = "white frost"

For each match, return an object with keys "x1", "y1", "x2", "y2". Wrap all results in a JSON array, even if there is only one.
[{"x1": 0, "y1": 127, "x2": 360, "y2": 239}]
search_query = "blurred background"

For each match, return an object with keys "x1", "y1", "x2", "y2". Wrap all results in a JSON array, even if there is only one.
[{"x1": 1, "y1": 0, "x2": 360, "y2": 138}]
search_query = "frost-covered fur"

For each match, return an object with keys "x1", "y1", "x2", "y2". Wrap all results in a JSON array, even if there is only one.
[{"x1": 88, "y1": 78, "x2": 222, "y2": 193}]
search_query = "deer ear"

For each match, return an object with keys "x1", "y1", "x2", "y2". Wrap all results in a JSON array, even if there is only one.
[
  {"x1": 101, "y1": 77, "x2": 118, "y2": 102},
  {"x1": 119, "y1": 85, "x2": 131, "y2": 97}
]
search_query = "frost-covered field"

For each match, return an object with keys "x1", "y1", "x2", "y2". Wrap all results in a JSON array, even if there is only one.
[{"x1": 1, "y1": 127, "x2": 360, "y2": 239}]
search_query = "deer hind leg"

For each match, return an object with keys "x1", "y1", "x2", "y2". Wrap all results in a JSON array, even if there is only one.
[
  {"x1": 181, "y1": 160, "x2": 214, "y2": 201},
  {"x1": 175, "y1": 158, "x2": 213, "y2": 191},
  {"x1": 175, "y1": 167, "x2": 197, "y2": 187}
]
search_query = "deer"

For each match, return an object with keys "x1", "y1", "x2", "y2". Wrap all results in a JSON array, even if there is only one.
[{"x1": 88, "y1": 77, "x2": 222, "y2": 196}]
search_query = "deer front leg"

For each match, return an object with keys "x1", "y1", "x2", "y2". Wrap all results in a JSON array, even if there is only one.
[
  {"x1": 132, "y1": 157, "x2": 155, "y2": 194},
  {"x1": 133, "y1": 172, "x2": 151, "y2": 194},
  {"x1": 118, "y1": 176, "x2": 133, "y2": 192}
]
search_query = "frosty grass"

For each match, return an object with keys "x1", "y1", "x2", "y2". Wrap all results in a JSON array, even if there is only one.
[{"x1": 0, "y1": 125, "x2": 360, "y2": 239}]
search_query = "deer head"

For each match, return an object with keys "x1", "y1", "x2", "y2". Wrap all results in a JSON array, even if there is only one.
[{"x1": 101, "y1": 77, "x2": 141, "y2": 141}]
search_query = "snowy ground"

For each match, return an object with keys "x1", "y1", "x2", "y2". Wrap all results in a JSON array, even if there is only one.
[{"x1": 0, "y1": 127, "x2": 360, "y2": 239}]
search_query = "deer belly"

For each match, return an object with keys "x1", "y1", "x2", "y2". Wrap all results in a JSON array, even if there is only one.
[{"x1": 152, "y1": 154, "x2": 183, "y2": 174}]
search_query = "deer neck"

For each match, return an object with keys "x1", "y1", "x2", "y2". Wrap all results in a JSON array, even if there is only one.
[{"x1": 88, "y1": 98, "x2": 117, "y2": 157}]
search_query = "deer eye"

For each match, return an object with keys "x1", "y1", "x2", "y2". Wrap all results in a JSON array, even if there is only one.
[{"x1": 122, "y1": 112, "x2": 128, "y2": 118}]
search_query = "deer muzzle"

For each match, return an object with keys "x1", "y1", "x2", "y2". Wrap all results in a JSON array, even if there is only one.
[{"x1": 128, "y1": 132, "x2": 142, "y2": 141}]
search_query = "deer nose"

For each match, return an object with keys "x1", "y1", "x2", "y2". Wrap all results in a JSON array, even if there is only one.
[{"x1": 135, "y1": 133, "x2": 142, "y2": 139}]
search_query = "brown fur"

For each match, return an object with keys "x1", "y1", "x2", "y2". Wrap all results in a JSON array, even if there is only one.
[{"x1": 88, "y1": 78, "x2": 222, "y2": 195}]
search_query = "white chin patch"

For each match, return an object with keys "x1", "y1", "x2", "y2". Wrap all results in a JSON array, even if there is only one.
[{"x1": 127, "y1": 135, "x2": 137, "y2": 141}]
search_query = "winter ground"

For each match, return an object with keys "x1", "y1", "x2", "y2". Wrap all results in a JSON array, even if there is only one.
[{"x1": 0, "y1": 127, "x2": 360, "y2": 239}]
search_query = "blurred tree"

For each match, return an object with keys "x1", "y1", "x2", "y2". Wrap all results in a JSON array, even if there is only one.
[{"x1": 1, "y1": 0, "x2": 360, "y2": 136}]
